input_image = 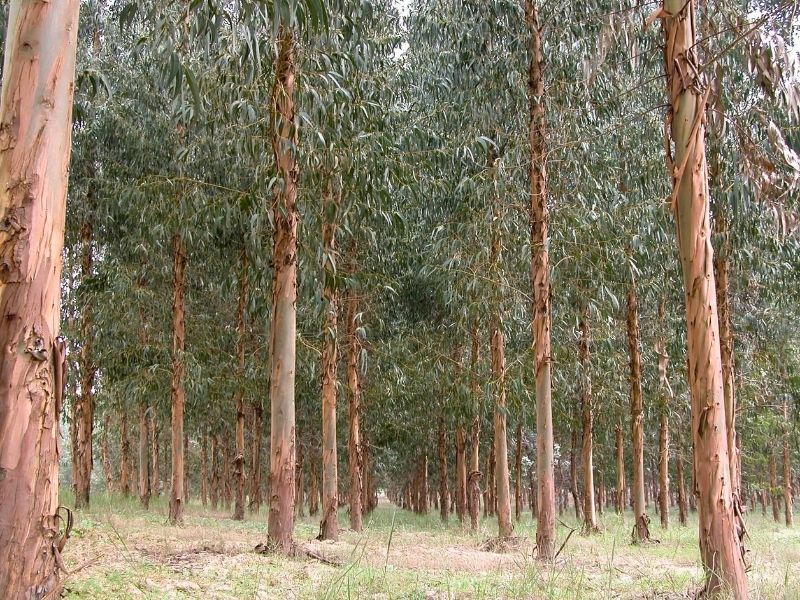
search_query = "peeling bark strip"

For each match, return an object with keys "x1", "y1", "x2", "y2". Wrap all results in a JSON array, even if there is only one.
[
  {"x1": 0, "y1": 0, "x2": 81, "y2": 596},
  {"x1": 168, "y1": 233, "x2": 187, "y2": 525},
  {"x1": 267, "y1": 25, "x2": 299, "y2": 553},
  {"x1": 659, "y1": 1, "x2": 747, "y2": 595},
  {"x1": 233, "y1": 250, "x2": 248, "y2": 521},
  {"x1": 319, "y1": 182, "x2": 339, "y2": 541},
  {"x1": 525, "y1": 0, "x2": 556, "y2": 560}
]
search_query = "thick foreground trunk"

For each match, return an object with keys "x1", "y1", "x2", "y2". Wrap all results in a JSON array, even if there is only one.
[
  {"x1": 526, "y1": 0, "x2": 556, "y2": 559},
  {"x1": 0, "y1": 2, "x2": 80, "y2": 596},
  {"x1": 661, "y1": 2, "x2": 747, "y2": 594},
  {"x1": 169, "y1": 233, "x2": 187, "y2": 525},
  {"x1": 267, "y1": 26, "x2": 298, "y2": 553}
]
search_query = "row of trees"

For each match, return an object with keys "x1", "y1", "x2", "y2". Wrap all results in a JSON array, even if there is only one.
[{"x1": 0, "y1": 0, "x2": 797, "y2": 598}]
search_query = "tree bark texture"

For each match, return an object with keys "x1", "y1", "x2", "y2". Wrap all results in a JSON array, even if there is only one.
[{"x1": 169, "y1": 233, "x2": 187, "y2": 525}]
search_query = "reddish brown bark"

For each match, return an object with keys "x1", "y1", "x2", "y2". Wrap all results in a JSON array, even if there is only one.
[
  {"x1": 615, "y1": 424, "x2": 625, "y2": 515},
  {"x1": 660, "y1": 2, "x2": 747, "y2": 593},
  {"x1": 0, "y1": 0, "x2": 80, "y2": 591},
  {"x1": 138, "y1": 404, "x2": 151, "y2": 509},
  {"x1": 233, "y1": 250, "x2": 248, "y2": 521},
  {"x1": 309, "y1": 448, "x2": 320, "y2": 517},
  {"x1": 249, "y1": 400, "x2": 263, "y2": 513},
  {"x1": 201, "y1": 432, "x2": 208, "y2": 508},
  {"x1": 456, "y1": 424, "x2": 467, "y2": 524},
  {"x1": 210, "y1": 433, "x2": 220, "y2": 510},
  {"x1": 168, "y1": 233, "x2": 187, "y2": 525},
  {"x1": 770, "y1": 454, "x2": 780, "y2": 522},
  {"x1": 569, "y1": 429, "x2": 581, "y2": 522},
  {"x1": 102, "y1": 413, "x2": 114, "y2": 493},
  {"x1": 579, "y1": 307, "x2": 597, "y2": 533},
  {"x1": 468, "y1": 322, "x2": 481, "y2": 530},
  {"x1": 150, "y1": 412, "x2": 160, "y2": 497},
  {"x1": 526, "y1": 0, "x2": 556, "y2": 559},
  {"x1": 346, "y1": 291, "x2": 363, "y2": 532},
  {"x1": 438, "y1": 409, "x2": 449, "y2": 522},
  {"x1": 74, "y1": 205, "x2": 96, "y2": 509},
  {"x1": 120, "y1": 412, "x2": 131, "y2": 497},
  {"x1": 627, "y1": 282, "x2": 647, "y2": 541},
  {"x1": 515, "y1": 424, "x2": 523, "y2": 523},
  {"x1": 319, "y1": 183, "x2": 340, "y2": 539},
  {"x1": 267, "y1": 25, "x2": 299, "y2": 553},
  {"x1": 677, "y1": 440, "x2": 688, "y2": 526}
]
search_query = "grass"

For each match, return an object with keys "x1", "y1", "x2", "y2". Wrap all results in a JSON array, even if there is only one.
[{"x1": 60, "y1": 493, "x2": 800, "y2": 599}]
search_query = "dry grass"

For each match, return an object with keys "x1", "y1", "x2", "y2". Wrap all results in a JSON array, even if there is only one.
[{"x1": 61, "y1": 493, "x2": 800, "y2": 599}]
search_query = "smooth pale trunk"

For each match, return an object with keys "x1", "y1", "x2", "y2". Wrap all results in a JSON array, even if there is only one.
[
  {"x1": 168, "y1": 233, "x2": 187, "y2": 524},
  {"x1": 491, "y1": 324, "x2": 512, "y2": 538},
  {"x1": 662, "y1": 2, "x2": 747, "y2": 595},
  {"x1": 659, "y1": 412, "x2": 670, "y2": 529},
  {"x1": 526, "y1": 0, "x2": 556, "y2": 559},
  {"x1": 267, "y1": 26, "x2": 298, "y2": 553}
]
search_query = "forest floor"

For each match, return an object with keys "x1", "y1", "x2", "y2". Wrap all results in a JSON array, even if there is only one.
[{"x1": 61, "y1": 493, "x2": 799, "y2": 599}]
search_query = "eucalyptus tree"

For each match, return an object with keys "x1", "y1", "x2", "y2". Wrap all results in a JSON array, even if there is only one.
[
  {"x1": 655, "y1": 0, "x2": 747, "y2": 594},
  {"x1": 0, "y1": 0, "x2": 81, "y2": 597}
]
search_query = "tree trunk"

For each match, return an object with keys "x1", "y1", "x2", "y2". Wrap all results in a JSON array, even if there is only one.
[
  {"x1": 150, "y1": 411, "x2": 160, "y2": 497},
  {"x1": 120, "y1": 412, "x2": 131, "y2": 497},
  {"x1": 249, "y1": 400, "x2": 263, "y2": 513},
  {"x1": 515, "y1": 424, "x2": 523, "y2": 522},
  {"x1": 74, "y1": 205, "x2": 96, "y2": 509},
  {"x1": 661, "y1": 2, "x2": 747, "y2": 594},
  {"x1": 456, "y1": 424, "x2": 467, "y2": 524},
  {"x1": 0, "y1": 1, "x2": 80, "y2": 594},
  {"x1": 346, "y1": 291, "x2": 363, "y2": 531},
  {"x1": 627, "y1": 282, "x2": 648, "y2": 542},
  {"x1": 438, "y1": 410, "x2": 449, "y2": 523},
  {"x1": 267, "y1": 25, "x2": 299, "y2": 553},
  {"x1": 526, "y1": 0, "x2": 556, "y2": 559},
  {"x1": 784, "y1": 399, "x2": 793, "y2": 527},
  {"x1": 770, "y1": 454, "x2": 780, "y2": 522},
  {"x1": 168, "y1": 232, "x2": 187, "y2": 525},
  {"x1": 677, "y1": 440, "x2": 688, "y2": 526},
  {"x1": 183, "y1": 431, "x2": 190, "y2": 505},
  {"x1": 615, "y1": 424, "x2": 625, "y2": 515},
  {"x1": 579, "y1": 307, "x2": 597, "y2": 533},
  {"x1": 211, "y1": 433, "x2": 220, "y2": 510},
  {"x1": 201, "y1": 432, "x2": 208, "y2": 508},
  {"x1": 569, "y1": 430, "x2": 581, "y2": 522},
  {"x1": 659, "y1": 411, "x2": 670, "y2": 529},
  {"x1": 103, "y1": 413, "x2": 114, "y2": 492},
  {"x1": 138, "y1": 404, "x2": 151, "y2": 509},
  {"x1": 233, "y1": 250, "x2": 248, "y2": 521},
  {"x1": 714, "y1": 210, "x2": 740, "y2": 500},
  {"x1": 295, "y1": 437, "x2": 305, "y2": 517},
  {"x1": 222, "y1": 439, "x2": 232, "y2": 509},
  {"x1": 309, "y1": 449, "x2": 320, "y2": 517},
  {"x1": 420, "y1": 454, "x2": 429, "y2": 514},
  {"x1": 468, "y1": 322, "x2": 481, "y2": 531},
  {"x1": 319, "y1": 182, "x2": 340, "y2": 539}
]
